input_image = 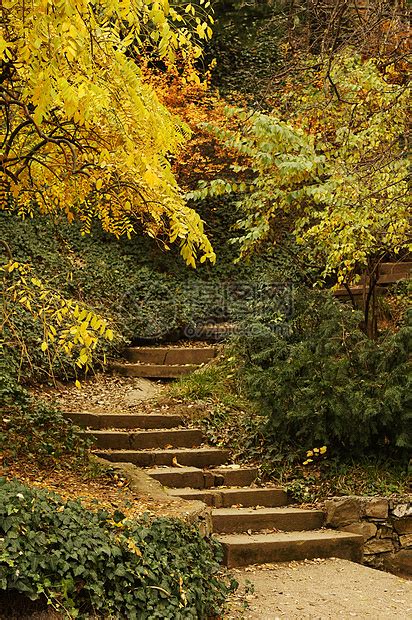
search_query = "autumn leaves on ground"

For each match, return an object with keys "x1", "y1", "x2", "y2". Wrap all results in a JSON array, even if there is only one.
[
  {"x1": 7, "y1": 376, "x2": 172, "y2": 521},
  {"x1": 1, "y1": 1, "x2": 411, "y2": 618}
]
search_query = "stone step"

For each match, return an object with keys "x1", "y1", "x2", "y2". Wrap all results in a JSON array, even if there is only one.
[
  {"x1": 84, "y1": 428, "x2": 204, "y2": 450},
  {"x1": 147, "y1": 466, "x2": 258, "y2": 489},
  {"x1": 111, "y1": 362, "x2": 198, "y2": 378},
  {"x1": 94, "y1": 447, "x2": 230, "y2": 468},
  {"x1": 168, "y1": 487, "x2": 288, "y2": 508},
  {"x1": 209, "y1": 466, "x2": 259, "y2": 489},
  {"x1": 125, "y1": 347, "x2": 218, "y2": 366},
  {"x1": 148, "y1": 466, "x2": 206, "y2": 489},
  {"x1": 212, "y1": 507, "x2": 325, "y2": 534},
  {"x1": 216, "y1": 530, "x2": 364, "y2": 568},
  {"x1": 64, "y1": 412, "x2": 184, "y2": 430}
]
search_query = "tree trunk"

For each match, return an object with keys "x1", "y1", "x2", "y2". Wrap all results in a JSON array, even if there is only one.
[{"x1": 363, "y1": 261, "x2": 380, "y2": 339}]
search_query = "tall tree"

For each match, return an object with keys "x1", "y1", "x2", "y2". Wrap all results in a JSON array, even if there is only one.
[{"x1": 0, "y1": 0, "x2": 215, "y2": 266}]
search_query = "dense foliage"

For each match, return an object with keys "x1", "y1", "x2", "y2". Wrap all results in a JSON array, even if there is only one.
[
  {"x1": 207, "y1": 1, "x2": 283, "y2": 101},
  {"x1": 0, "y1": 479, "x2": 234, "y2": 619},
  {"x1": 196, "y1": 53, "x2": 410, "y2": 272},
  {"x1": 2, "y1": 255, "x2": 116, "y2": 381},
  {"x1": 236, "y1": 290, "x2": 411, "y2": 457},
  {"x1": 0, "y1": 0, "x2": 215, "y2": 266},
  {"x1": 0, "y1": 0, "x2": 218, "y2": 383}
]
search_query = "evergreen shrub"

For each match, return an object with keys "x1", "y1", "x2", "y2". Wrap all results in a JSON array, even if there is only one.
[{"x1": 236, "y1": 289, "x2": 411, "y2": 457}]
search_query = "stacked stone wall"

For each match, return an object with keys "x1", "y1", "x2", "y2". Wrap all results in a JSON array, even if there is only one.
[{"x1": 324, "y1": 496, "x2": 411, "y2": 577}]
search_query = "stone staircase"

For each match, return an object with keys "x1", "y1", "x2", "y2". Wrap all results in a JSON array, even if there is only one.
[
  {"x1": 65, "y1": 407, "x2": 364, "y2": 568},
  {"x1": 110, "y1": 346, "x2": 218, "y2": 378}
]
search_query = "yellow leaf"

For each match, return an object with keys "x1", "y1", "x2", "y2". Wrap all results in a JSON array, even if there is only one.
[
  {"x1": 105, "y1": 328, "x2": 114, "y2": 341},
  {"x1": 127, "y1": 539, "x2": 142, "y2": 556},
  {"x1": 75, "y1": 379, "x2": 81, "y2": 389},
  {"x1": 40, "y1": 341, "x2": 48, "y2": 352},
  {"x1": 78, "y1": 352, "x2": 88, "y2": 365}
]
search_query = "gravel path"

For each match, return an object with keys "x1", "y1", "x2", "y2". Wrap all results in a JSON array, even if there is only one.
[{"x1": 225, "y1": 558, "x2": 412, "y2": 619}]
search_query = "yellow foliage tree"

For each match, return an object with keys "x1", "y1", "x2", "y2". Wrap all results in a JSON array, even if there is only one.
[
  {"x1": 1, "y1": 1, "x2": 216, "y2": 381},
  {"x1": 0, "y1": 0, "x2": 215, "y2": 267}
]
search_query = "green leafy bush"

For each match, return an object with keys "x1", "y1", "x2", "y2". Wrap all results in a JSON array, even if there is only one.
[
  {"x1": 0, "y1": 480, "x2": 234, "y2": 619},
  {"x1": 236, "y1": 290, "x2": 411, "y2": 457},
  {"x1": 0, "y1": 368, "x2": 89, "y2": 466}
]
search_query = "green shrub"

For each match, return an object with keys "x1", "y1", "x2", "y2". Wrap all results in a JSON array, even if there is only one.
[
  {"x1": 236, "y1": 290, "x2": 411, "y2": 457},
  {"x1": 0, "y1": 480, "x2": 235, "y2": 619},
  {"x1": 0, "y1": 368, "x2": 89, "y2": 466}
]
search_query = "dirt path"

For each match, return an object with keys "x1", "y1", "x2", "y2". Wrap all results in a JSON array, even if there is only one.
[{"x1": 225, "y1": 558, "x2": 412, "y2": 619}]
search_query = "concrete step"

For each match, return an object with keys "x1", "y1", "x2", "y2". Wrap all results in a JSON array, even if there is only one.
[
  {"x1": 94, "y1": 447, "x2": 230, "y2": 468},
  {"x1": 147, "y1": 466, "x2": 258, "y2": 489},
  {"x1": 64, "y1": 412, "x2": 184, "y2": 430},
  {"x1": 168, "y1": 487, "x2": 288, "y2": 508},
  {"x1": 209, "y1": 466, "x2": 259, "y2": 488},
  {"x1": 84, "y1": 428, "x2": 203, "y2": 450},
  {"x1": 216, "y1": 530, "x2": 364, "y2": 568},
  {"x1": 111, "y1": 362, "x2": 198, "y2": 378},
  {"x1": 148, "y1": 466, "x2": 206, "y2": 489},
  {"x1": 125, "y1": 347, "x2": 218, "y2": 365},
  {"x1": 212, "y1": 507, "x2": 324, "y2": 534}
]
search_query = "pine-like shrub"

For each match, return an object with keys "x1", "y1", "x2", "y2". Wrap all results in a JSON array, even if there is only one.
[
  {"x1": 0, "y1": 480, "x2": 235, "y2": 619},
  {"x1": 236, "y1": 290, "x2": 411, "y2": 457}
]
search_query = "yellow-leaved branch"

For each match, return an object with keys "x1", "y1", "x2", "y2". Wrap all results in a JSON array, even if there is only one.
[
  {"x1": 0, "y1": 0, "x2": 215, "y2": 266},
  {"x1": 1, "y1": 260, "x2": 114, "y2": 381}
]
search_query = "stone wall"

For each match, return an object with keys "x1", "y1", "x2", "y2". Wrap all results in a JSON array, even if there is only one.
[{"x1": 324, "y1": 496, "x2": 412, "y2": 578}]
